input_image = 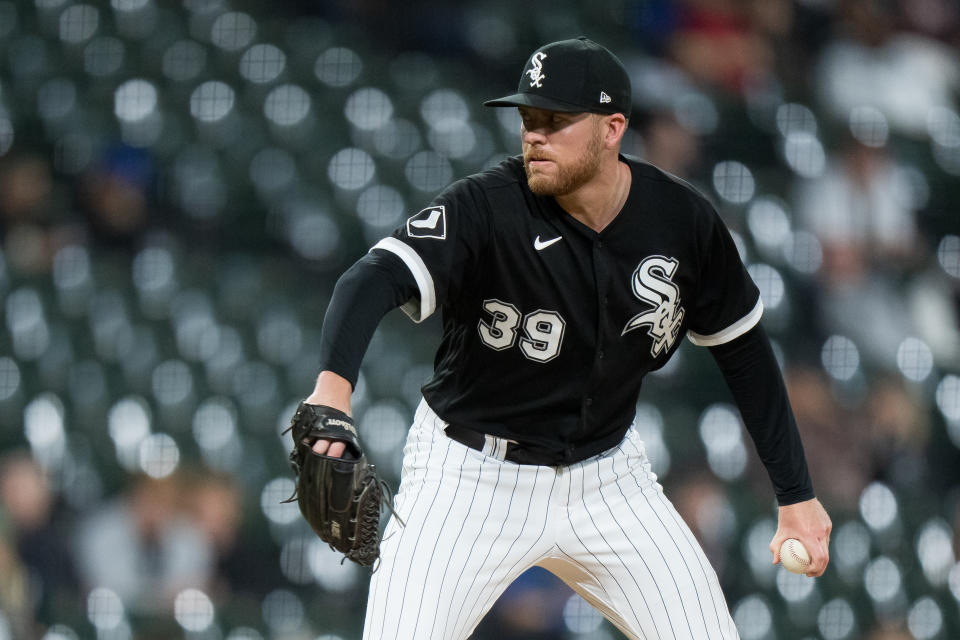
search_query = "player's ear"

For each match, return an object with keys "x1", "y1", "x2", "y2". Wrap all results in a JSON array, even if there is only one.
[{"x1": 600, "y1": 113, "x2": 628, "y2": 149}]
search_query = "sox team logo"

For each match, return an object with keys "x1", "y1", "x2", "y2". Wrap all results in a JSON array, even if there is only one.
[
  {"x1": 406, "y1": 205, "x2": 447, "y2": 240},
  {"x1": 525, "y1": 52, "x2": 547, "y2": 88},
  {"x1": 622, "y1": 256, "x2": 685, "y2": 357}
]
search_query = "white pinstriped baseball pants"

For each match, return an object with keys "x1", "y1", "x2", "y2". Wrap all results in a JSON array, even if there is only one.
[{"x1": 363, "y1": 399, "x2": 740, "y2": 640}]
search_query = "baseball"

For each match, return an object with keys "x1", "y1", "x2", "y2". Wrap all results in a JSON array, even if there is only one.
[{"x1": 779, "y1": 538, "x2": 811, "y2": 574}]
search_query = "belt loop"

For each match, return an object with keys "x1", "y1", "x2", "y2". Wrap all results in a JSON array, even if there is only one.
[{"x1": 483, "y1": 434, "x2": 515, "y2": 461}]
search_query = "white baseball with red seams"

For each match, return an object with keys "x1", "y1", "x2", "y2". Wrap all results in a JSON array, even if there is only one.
[{"x1": 779, "y1": 538, "x2": 811, "y2": 574}]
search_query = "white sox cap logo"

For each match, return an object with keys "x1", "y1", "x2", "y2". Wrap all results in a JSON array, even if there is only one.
[{"x1": 525, "y1": 52, "x2": 547, "y2": 88}]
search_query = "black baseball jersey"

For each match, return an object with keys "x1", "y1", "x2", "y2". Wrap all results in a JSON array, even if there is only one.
[{"x1": 369, "y1": 154, "x2": 762, "y2": 463}]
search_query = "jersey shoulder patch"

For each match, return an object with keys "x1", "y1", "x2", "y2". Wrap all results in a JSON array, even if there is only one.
[{"x1": 406, "y1": 205, "x2": 446, "y2": 239}]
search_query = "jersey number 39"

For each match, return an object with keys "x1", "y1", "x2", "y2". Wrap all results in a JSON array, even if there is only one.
[{"x1": 478, "y1": 299, "x2": 566, "y2": 363}]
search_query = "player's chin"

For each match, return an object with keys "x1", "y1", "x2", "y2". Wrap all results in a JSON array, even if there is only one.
[
  {"x1": 526, "y1": 169, "x2": 558, "y2": 195},
  {"x1": 527, "y1": 176, "x2": 559, "y2": 196}
]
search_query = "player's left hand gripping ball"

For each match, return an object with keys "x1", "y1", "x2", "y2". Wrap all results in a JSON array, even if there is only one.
[{"x1": 283, "y1": 402, "x2": 397, "y2": 568}]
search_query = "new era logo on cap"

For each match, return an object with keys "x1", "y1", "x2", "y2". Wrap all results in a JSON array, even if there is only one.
[{"x1": 483, "y1": 37, "x2": 632, "y2": 118}]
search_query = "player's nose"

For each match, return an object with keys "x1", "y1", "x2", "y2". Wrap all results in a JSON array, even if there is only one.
[{"x1": 521, "y1": 125, "x2": 548, "y2": 145}]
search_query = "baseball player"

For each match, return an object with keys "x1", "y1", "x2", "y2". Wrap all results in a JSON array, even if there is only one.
[{"x1": 302, "y1": 37, "x2": 832, "y2": 639}]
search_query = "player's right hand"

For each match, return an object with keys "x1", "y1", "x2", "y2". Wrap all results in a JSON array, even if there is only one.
[
  {"x1": 313, "y1": 438, "x2": 347, "y2": 458},
  {"x1": 770, "y1": 497, "x2": 832, "y2": 577}
]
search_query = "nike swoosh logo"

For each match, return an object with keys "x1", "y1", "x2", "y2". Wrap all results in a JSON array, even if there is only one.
[
  {"x1": 534, "y1": 235, "x2": 562, "y2": 251},
  {"x1": 410, "y1": 209, "x2": 442, "y2": 229}
]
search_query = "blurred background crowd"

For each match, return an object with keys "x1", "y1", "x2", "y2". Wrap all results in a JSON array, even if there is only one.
[{"x1": 0, "y1": 0, "x2": 958, "y2": 638}]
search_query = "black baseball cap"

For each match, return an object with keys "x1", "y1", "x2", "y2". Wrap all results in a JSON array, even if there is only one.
[{"x1": 484, "y1": 37, "x2": 632, "y2": 117}]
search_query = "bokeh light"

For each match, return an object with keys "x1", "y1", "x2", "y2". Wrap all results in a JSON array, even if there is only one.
[
  {"x1": 405, "y1": 150, "x2": 452, "y2": 193},
  {"x1": 732, "y1": 594, "x2": 772, "y2": 640},
  {"x1": 356, "y1": 184, "x2": 406, "y2": 241},
  {"x1": 936, "y1": 374, "x2": 960, "y2": 428},
  {"x1": 345, "y1": 87, "x2": 394, "y2": 131},
  {"x1": 927, "y1": 106, "x2": 960, "y2": 147},
  {"x1": 776, "y1": 568, "x2": 816, "y2": 603},
  {"x1": 84, "y1": 36, "x2": 124, "y2": 76},
  {"x1": 173, "y1": 589, "x2": 215, "y2": 632},
  {"x1": 949, "y1": 562, "x2": 960, "y2": 603},
  {"x1": 261, "y1": 589, "x2": 304, "y2": 635},
  {"x1": 315, "y1": 47, "x2": 363, "y2": 87},
  {"x1": 163, "y1": 40, "x2": 207, "y2": 83},
  {"x1": 210, "y1": 12, "x2": 257, "y2": 51},
  {"x1": 747, "y1": 264, "x2": 785, "y2": 310},
  {"x1": 0, "y1": 115, "x2": 15, "y2": 157},
  {"x1": 371, "y1": 118, "x2": 423, "y2": 160},
  {"x1": 42, "y1": 625, "x2": 79, "y2": 640},
  {"x1": 192, "y1": 397, "x2": 237, "y2": 451},
  {"x1": 817, "y1": 598, "x2": 856, "y2": 640},
  {"x1": 848, "y1": 106, "x2": 889, "y2": 147},
  {"x1": 907, "y1": 597, "x2": 943, "y2": 640},
  {"x1": 916, "y1": 518, "x2": 955, "y2": 587},
  {"x1": 863, "y1": 556, "x2": 902, "y2": 603},
  {"x1": 938, "y1": 235, "x2": 960, "y2": 278},
  {"x1": 261, "y1": 477, "x2": 299, "y2": 525},
  {"x1": 821, "y1": 336, "x2": 860, "y2": 382},
  {"x1": 264, "y1": 84, "x2": 311, "y2": 126},
  {"x1": 775, "y1": 103, "x2": 818, "y2": 137},
  {"x1": 307, "y1": 540, "x2": 362, "y2": 591},
  {"x1": 698, "y1": 404, "x2": 747, "y2": 481},
  {"x1": 138, "y1": 432, "x2": 181, "y2": 478},
  {"x1": 190, "y1": 81, "x2": 235, "y2": 123},
  {"x1": 743, "y1": 518, "x2": 777, "y2": 584},
  {"x1": 358, "y1": 402, "x2": 409, "y2": 460},
  {"x1": 250, "y1": 147, "x2": 297, "y2": 194},
  {"x1": 895, "y1": 337, "x2": 933, "y2": 382},
  {"x1": 833, "y1": 520, "x2": 871, "y2": 582},
  {"x1": 746, "y1": 197, "x2": 791, "y2": 253},
  {"x1": 240, "y1": 43, "x2": 286, "y2": 84},
  {"x1": 562, "y1": 594, "x2": 603, "y2": 634},
  {"x1": 114, "y1": 79, "x2": 157, "y2": 122},
  {"x1": 859, "y1": 482, "x2": 898, "y2": 532},
  {"x1": 87, "y1": 587, "x2": 125, "y2": 631},
  {"x1": 782, "y1": 230, "x2": 823, "y2": 275},
  {"x1": 59, "y1": 4, "x2": 99, "y2": 44},
  {"x1": 713, "y1": 161, "x2": 755, "y2": 204},
  {"x1": 783, "y1": 132, "x2": 826, "y2": 178},
  {"x1": 420, "y1": 89, "x2": 470, "y2": 132},
  {"x1": 0, "y1": 357, "x2": 21, "y2": 403},
  {"x1": 328, "y1": 147, "x2": 375, "y2": 191},
  {"x1": 24, "y1": 393, "x2": 66, "y2": 467}
]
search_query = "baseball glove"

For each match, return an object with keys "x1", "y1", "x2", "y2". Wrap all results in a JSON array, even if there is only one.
[{"x1": 282, "y1": 402, "x2": 398, "y2": 568}]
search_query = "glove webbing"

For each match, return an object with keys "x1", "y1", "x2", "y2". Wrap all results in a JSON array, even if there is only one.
[{"x1": 345, "y1": 474, "x2": 399, "y2": 568}]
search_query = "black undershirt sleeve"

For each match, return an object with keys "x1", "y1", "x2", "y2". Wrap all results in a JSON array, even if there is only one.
[
  {"x1": 317, "y1": 250, "x2": 420, "y2": 389},
  {"x1": 708, "y1": 324, "x2": 815, "y2": 506}
]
